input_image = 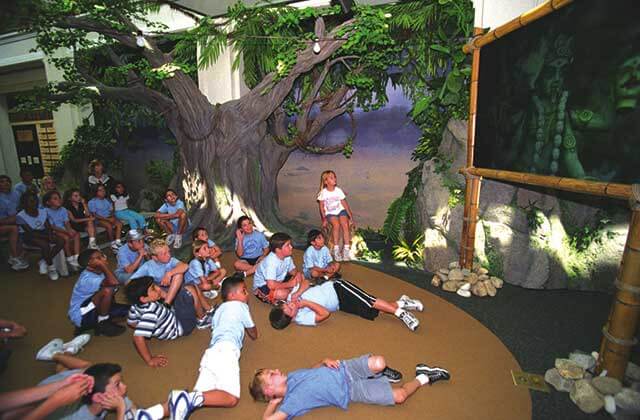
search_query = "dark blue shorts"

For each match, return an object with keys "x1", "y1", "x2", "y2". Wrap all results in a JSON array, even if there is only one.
[
  {"x1": 326, "y1": 210, "x2": 349, "y2": 220},
  {"x1": 79, "y1": 292, "x2": 130, "y2": 328}
]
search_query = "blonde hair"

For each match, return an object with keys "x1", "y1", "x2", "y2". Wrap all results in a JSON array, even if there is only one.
[
  {"x1": 318, "y1": 170, "x2": 336, "y2": 194},
  {"x1": 248, "y1": 369, "x2": 268, "y2": 402},
  {"x1": 149, "y1": 239, "x2": 169, "y2": 255}
]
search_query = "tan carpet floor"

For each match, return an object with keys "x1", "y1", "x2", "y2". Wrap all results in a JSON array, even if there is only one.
[{"x1": 1, "y1": 251, "x2": 531, "y2": 419}]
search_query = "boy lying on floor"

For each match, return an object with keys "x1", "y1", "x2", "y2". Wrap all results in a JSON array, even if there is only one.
[
  {"x1": 249, "y1": 354, "x2": 450, "y2": 419},
  {"x1": 269, "y1": 277, "x2": 423, "y2": 331}
]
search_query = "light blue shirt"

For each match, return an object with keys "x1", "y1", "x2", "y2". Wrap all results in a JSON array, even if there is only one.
[
  {"x1": 278, "y1": 365, "x2": 350, "y2": 418},
  {"x1": 68, "y1": 270, "x2": 105, "y2": 326},
  {"x1": 46, "y1": 207, "x2": 69, "y2": 228},
  {"x1": 131, "y1": 258, "x2": 180, "y2": 284},
  {"x1": 185, "y1": 258, "x2": 219, "y2": 285},
  {"x1": 16, "y1": 209, "x2": 47, "y2": 231},
  {"x1": 0, "y1": 190, "x2": 20, "y2": 218},
  {"x1": 39, "y1": 369, "x2": 133, "y2": 419},
  {"x1": 157, "y1": 199, "x2": 189, "y2": 228},
  {"x1": 207, "y1": 239, "x2": 216, "y2": 247},
  {"x1": 116, "y1": 244, "x2": 140, "y2": 277},
  {"x1": 302, "y1": 246, "x2": 333, "y2": 278},
  {"x1": 291, "y1": 281, "x2": 340, "y2": 326},
  {"x1": 88, "y1": 197, "x2": 113, "y2": 218},
  {"x1": 252, "y1": 252, "x2": 295, "y2": 291},
  {"x1": 14, "y1": 182, "x2": 39, "y2": 197},
  {"x1": 235, "y1": 230, "x2": 269, "y2": 259},
  {"x1": 210, "y1": 300, "x2": 255, "y2": 349}
]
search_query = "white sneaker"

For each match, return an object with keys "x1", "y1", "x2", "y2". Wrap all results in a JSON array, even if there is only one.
[
  {"x1": 166, "y1": 234, "x2": 175, "y2": 246},
  {"x1": 8, "y1": 256, "x2": 29, "y2": 271},
  {"x1": 173, "y1": 235, "x2": 182, "y2": 249},
  {"x1": 168, "y1": 390, "x2": 204, "y2": 420},
  {"x1": 47, "y1": 265, "x2": 60, "y2": 281},
  {"x1": 397, "y1": 310, "x2": 419, "y2": 331},
  {"x1": 67, "y1": 257, "x2": 81, "y2": 272},
  {"x1": 203, "y1": 290, "x2": 218, "y2": 299},
  {"x1": 88, "y1": 239, "x2": 99, "y2": 249},
  {"x1": 398, "y1": 295, "x2": 424, "y2": 312},
  {"x1": 36, "y1": 338, "x2": 64, "y2": 361},
  {"x1": 333, "y1": 246, "x2": 343, "y2": 262},
  {"x1": 38, "y1": 259, "x2": 48, "y2": 275},
  {"x1": 342, "y1": 246, "x2": 351, "y2": 262},
  {"x1": 62, "y1": 334, "x2": 91, "y2": 354}
]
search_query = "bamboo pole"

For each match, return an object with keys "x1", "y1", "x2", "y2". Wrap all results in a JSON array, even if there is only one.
[
  {"x1": 459, "y1": 27, "x2": 483, "y2": 269},
  {"x1": 463, "y1": 0, "x2": 574, "y2": 54},
  {"x1": 597, "y1": 206, "x2": 640, "y2": 380},
  {"x1": 460, "y1": 167, "x2": 632, "y2": 201}
]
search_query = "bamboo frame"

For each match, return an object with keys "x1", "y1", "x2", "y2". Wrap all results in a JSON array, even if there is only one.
[{"x1": 462, "y1": 0, "x2": 574, "y2": 54}]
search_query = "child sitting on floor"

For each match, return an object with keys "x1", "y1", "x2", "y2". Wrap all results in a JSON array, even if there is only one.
[
  {"x1": 125, "y1": 276, "x2": 198, "y2": 368},
  {"x1": 111, "y1": 181, "x2": 147, "y2": 232},
  {"x1": 303, "y1": 229, "x2": 340, "y2": 283},
  {"x1": 250, "y1": 354, "x2": 450, "y2": 419},
  {"x1": 165, "y1": 273, "x2": 258, "y2": 420},
  {"x1": 88, "y1": 185, "x2": 123, "y2": 253},
  {"x1": 270, "y1": 277, "x2": 423, "y2": 331},
  {"x1": 185, "y1": 240, "x2": 227, "y2": 299},
  {"x1": 115, "y1": 229, "x2": 149, "y2": 284},
  {"x1": 44, "y1": 190, "x2": 81, "y2": 272},
  {"x1": 16, "y1": 192, "x2": 64, "y2": 280},
  {"x1": 130, "y1": 239, "x2": 212, "y2": 328},
  {"x1": 68, "y1": 249, "x2": 129, "y2": 336},
  {"x1": 252, "y1": 232, "x2": 303, "y2": 304},
  {"x1": 233, "y1": 216, "x2": 269, "y2": 277},
  {"x1": 64, "y1": 188, "x2": 98, "y2": 249},
  {"x1": 155, "y1": 189, "x2": 189, "y2": 249},
  {"x1": 192, "y1": 226, "x2": 223, "y2": 266}
]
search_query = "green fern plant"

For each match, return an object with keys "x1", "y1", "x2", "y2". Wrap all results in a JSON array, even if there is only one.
[{"x1": 392, "y1": 235, "x2": 425, "y2": 269}]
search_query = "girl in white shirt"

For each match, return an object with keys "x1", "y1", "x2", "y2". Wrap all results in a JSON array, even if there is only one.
[
  {"x1": 111, "y1": 181, "x2": 147, "y2": 231},
  {"x1": 317, "y1": 170, "x2": 355, "y2": 262}
]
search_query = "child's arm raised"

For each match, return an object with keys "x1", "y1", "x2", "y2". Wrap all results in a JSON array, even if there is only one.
[
  {"x1": 234, "y1": 228, "x2": 245, "y2": 257},
  {"x1": 132, "y1": 335, "x2": 168, "y2": 368},
  {"x1": 262, "y1": 399, "x2": 286, "y2": 420},
  {"x1": 298, "y1": 300, "x2": 331, "y2": 324},
  {"x1": 290, "y1": 278, "x2": 311, "y2": 302}
]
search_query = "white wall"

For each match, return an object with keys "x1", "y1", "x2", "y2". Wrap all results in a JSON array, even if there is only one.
[{"x1": 473, "y1": 0, "x2": 546, "y2": 29}]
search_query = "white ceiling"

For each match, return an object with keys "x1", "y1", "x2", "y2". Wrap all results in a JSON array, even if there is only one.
[{"x1": 174, "y1": 0, "x2": 397, "y2": 17}]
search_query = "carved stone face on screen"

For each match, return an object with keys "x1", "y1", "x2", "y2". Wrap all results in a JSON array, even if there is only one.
[
  {"x1": 616, "y1": 54, "x2": 640, "y2": 110},
  {"x1": 541, "y1": 57, "x2": 569, "y2": 97}
]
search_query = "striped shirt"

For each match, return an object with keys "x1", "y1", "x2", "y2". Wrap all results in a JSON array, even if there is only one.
[{"x1": 127, "y1": 301, "x2": 183, "y2": 340}]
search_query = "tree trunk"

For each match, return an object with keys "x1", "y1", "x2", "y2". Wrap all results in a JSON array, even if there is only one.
[{"x1": 171, "y1": 101, "x2": 295, "y2": 245}]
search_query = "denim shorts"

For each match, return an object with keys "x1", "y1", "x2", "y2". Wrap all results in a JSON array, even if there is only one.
[{"x1": 326, "y1": 210, "x2": 349, "y2": 220}]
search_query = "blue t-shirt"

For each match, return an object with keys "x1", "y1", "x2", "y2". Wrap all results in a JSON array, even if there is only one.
[
  {"x1": 157, "y1": 199, "x2": 186, "y2": 215},
  {"x1": 290, "y1": 281, "x2": 340, "y2": 326},
  {"x1": 68, "y1": 270, "x2": 105, "y2": 326},
  {"x1": 278, "y1": 366, "x2": 350, "y2": 418},
  {"x1": 46, "y1": 206, "x2": 69, "y2": 229},
  {"x1": 88, "y1": 197, "x2": 113, "y2": 218},
  {"x1": 131, "y1": 258, "x2": 180, "y2": 284},
  {"x1": 235, "y1": 230, "x2": 269, "y2": 259},
  {"x1": 184, "y1": 258, "x2": 219, "y2": 285},
  {"x1": 210, "y1": 300, "x2": 255, "y2": 349},
  {"x1": 16, "y1": 209, "x2": 47, "y2": 231},
  {"x1": 252, "y1": 252, "x2": 295, "y2": 290},
  {"x1": 14, "y1": 182, "x2": 39, "y2": 197},
  {"x1": 0, "y1": 190, "x2": 20, "y2": 218},
  {"x1": 302, "y1": 246, "x2": 333, "y2": 278},
  {"x1": 116, "y1": 244, "x2": 140, "y2": 277}
]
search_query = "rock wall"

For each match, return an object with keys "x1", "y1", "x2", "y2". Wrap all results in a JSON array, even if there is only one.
[{"x1": 416, "y1": 120, "x2": 629, "y2": 291}]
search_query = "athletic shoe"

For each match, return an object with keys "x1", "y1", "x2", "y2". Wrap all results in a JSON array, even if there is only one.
[
  {"x1": 206, "y1": 304, "x2": 218, "y2": 316},
  {"x1": 67, "y1": 257, "x2": 81, "y2": 272},
  {"x1": 110, "y1": 242, "x2": 120, "y2": 253},
  {"x1": 381, "y1": 366, "x2": 403, "y2": 383},
  {"x1": 333, "y1": 246, "x2": 342, "y2": 262},
  {"x1": 173, "y1": 235, "x2": 182, "y2": 249},
  {"x1": 196, "y1": 314, "x2": 212, "y2": 329},
  {"x1": 166, "y1": 234, "x2": 175, "y2": 246},
  {"x1": 168, "y1": 390, "x2": 204, "y2": 420},
  {"x1": 397, "y1": 310, "x2": 419, "y2": 331},
  {"x1": 88, "y1": 239, "x2": 99, "y2": 249},
  {"x1": 398, "y1": 295, "x2": 424, "y2": 312},
  {"x1": 36, "y1": 338, "x2": 64, "y2": 361},
  {"x1": 95, "y1": 320, "x2": 125, "y2": 337},
  {"x1": 203, "y1": 290, "x2": 218, "y2": 299},
  {"x1": 342, "y1": 246, "x2": 351, "y2": 262},
  {"x1": 38, "y1": 259, "x2": 48, "y2": 275},
  {"x1": 62, "y1": 334, "x2": 91, "y2": 355},
  {"x1": 8, "y1": 257, "x2": 28, "y2": 271},
  {"x1": 416, "y1": 364, "x2": 450, "y2": 385},
  {"x1": 47, "y1": 265, "x2": 60, "y2": 281}
]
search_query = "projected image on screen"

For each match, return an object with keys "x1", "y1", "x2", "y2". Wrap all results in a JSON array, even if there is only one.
[{"x1": 475, "y1": 0, "x2": 640, "y2": 184}]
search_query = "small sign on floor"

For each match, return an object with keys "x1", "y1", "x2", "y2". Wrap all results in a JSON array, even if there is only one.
[{"x1": 511, "y1": 370, "x2": 550, "y2": 393}]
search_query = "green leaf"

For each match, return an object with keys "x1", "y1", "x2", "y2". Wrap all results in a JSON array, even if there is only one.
[
  {"x1": 430, "y1": 44, "x2": 450, "y2": 54},
  {"x1": 411, "y1": 96, "x2": 431, "y2": 118}
]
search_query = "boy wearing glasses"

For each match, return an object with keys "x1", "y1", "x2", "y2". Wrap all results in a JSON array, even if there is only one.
[{"x1": 67, "y1": 249, "x2": 130, "y2": 337}]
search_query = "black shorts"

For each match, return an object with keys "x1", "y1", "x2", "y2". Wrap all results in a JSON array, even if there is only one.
[
  {"x1": 79, "y1": 293, "x2": 130, "y2": 328},
  {"x1": 70, "y1": 221, "x2": 86, "y2": 232},
  {"x1": 174, "y1": 287, "x2": 196, "y2": 335},
  {"x1": 243, "y1": 256, "x2": 260, "y2": 266},
  {"x1": 333, "y1": 279, "x2": 379, "y2": 321}
]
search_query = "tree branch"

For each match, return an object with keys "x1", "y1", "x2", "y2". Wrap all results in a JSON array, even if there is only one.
[{"x1": 300, "y1": 111, "x2": 356, "y2": 155}]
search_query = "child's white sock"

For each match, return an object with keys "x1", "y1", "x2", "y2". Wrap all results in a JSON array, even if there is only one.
[
  {"x1": 115, "y1": 239, "x2": 122, "y2": 245},
  {"x1": 67, "y1": 256, "x2": 74, "y2": 262},
  {"x1": 333, "y1": 245, "x2": 341, "y2": 255},
  {"x1": 89, "y1": 237, "x2": 96, "y2": 245},
  {"x1": 416, "y1": 374, "x2": 429, "y2": 386},
  {"x1": 394, "y1": 308, "x2": 405, "y2": 317},
  {"x1": 97, "y1": 315, "x2": 109, "y2": 323}
]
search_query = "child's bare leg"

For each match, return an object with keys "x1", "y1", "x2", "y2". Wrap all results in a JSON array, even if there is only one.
[
  {"x1": 310, "y1": 268, "x2": 325, "y2": 278},
  {"x1": 98, "y1": 221, "x2": 114, "y2": 241},
  {"x1": 0, "y1": 225, "x2": 20, "y2": 257},
  {"x1": 329, "y1": 218, "x2": 341, "y2": 247},
  {"x1": 85, "y1": 220, "x2": 96, "y2": 238},
  {"x1": 52, "y1": 353, "x2": 91, "y2": 371},
  {"x1": 93, "y1": 287, "x2": 116, "y2": 317},
  {"x1": 177, "y1": 212, "x2": 188, "y2": 234},
  {"x1": 157, "y1": 219, "x2": 173, "y2": 235},
  {"x1": 113, "y1": 219, "x2": 122, "y2": 240},
  {"x1": 372, "y1": 298, "x2": 399, "y2": 315},
  {"x1": 57, "y1": 231, "x2": 72, "y2": 256},
  {"x1": 368, "y1": 355, "x2": 387, "y2": 375},
  {"x1": 71, "y1": 231, "x2": 80, "y2": 255},
  {"x1": 234, "y1": 260, "x2": 255, "y2": 275},
  {"x1": 392, "y1": 379, "x2": 422, "y2": 404},
  {"x1": 185, "y1": 285, "x2": 210, "y2": 315},
  {"x1": 339, "y1": 215, "x2": 351, "y2": 245},
  {"x1": 201, "y1": 390, "x2": 238, "y2": 408},
  {"x1": 272, "y1": 288, "x2": 290, "y2": 301},
  {"x1": 164, "y1": 274, "x2": 184, "y2": 305},
  {"x1": 212, "y1": 269, "x2": 226, "y2": 287}
]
